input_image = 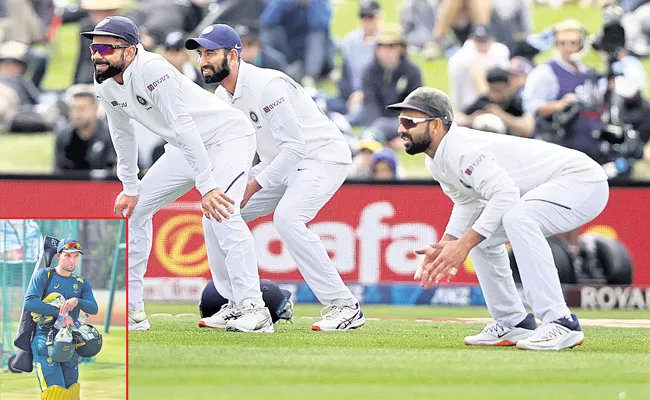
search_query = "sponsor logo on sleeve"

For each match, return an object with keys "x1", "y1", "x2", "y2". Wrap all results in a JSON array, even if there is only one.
[
  {"x1": 147, "y1": 74, "x2": 170, "y2": 91},
  {"x1": 263, "y1": 97, "x2": 285, "y2": 113},
  {"x1": 464, "y1": 154, "x2": 486, "y2": 176}
]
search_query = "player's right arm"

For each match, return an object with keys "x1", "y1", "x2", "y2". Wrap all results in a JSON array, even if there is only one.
[
  {"x1": 100, "y1": 95, "x2": 140, "y2": 197},
  {"x1": 24, "y1": 269, "x2": 59, "y2": 317},
  {"x1": 141, "y1": 59, "x2": 233, "y2": 221},
  {"x1": 99, "y1": 95, "x2": 140, "y2": 217}
]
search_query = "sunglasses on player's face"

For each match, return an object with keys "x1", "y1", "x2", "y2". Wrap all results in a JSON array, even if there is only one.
[
  {"x1": 90, "y1": 43, "x2": 130, "y2": 56},
  {"x1": 399, "y1": 115, "x2": 438, "y2": 130},
  {"x1": 61, "y1": 241, "x2": 82, "y2": 251}
]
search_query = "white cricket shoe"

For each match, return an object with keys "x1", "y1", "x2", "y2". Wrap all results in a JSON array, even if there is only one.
[
  {"x1": 464, "y1": 313, "x2": 537, "y2": 346},
  {"x1": 516, "y1": 314, "x2": 585, "y2": 351},
  {"x1": 311, "y1": 301, "x2": 365, "y2": 332},
  {"x1": 225, "y1": 302, "x2": 274, "y2": 334},
  {"x1": 128, "y1": 310, "x2": 151, "y2": 331},
  {"x1": 198, "y1": 301, "x2": 240, "y2": 329}
]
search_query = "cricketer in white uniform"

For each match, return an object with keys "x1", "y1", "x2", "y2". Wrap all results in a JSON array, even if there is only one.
[
  {"x1": 388, "y1": 87, "x2": 609, "y2": 351},
  {"x1": 82, "y1": 16, "x2": 274, "y2": 334},
  {"x1": 185, "y1": 24, "x2": 365, "y2": 331}
]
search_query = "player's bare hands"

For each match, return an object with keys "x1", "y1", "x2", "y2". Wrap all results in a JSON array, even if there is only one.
[
  {"x1": 201, "y1": 188, "x2": 235, "y2": 222},
  {"x1": 419, "y1": 241, "x2": 469, "y2": 289},
  {"x1": 59, "y1": 298, "x2": 79, "y2": 315},
  {"x1": 241, "y1": 179, "x2": 262, "y2": 209},
  {"x1": 114, "y1": 192, "x2": 138, "y2": 218},
  {"x1": 62, "y1": 315, "x2": 74, "y2": 328},
  {"x1": 414, "y1": 243, "x2": 441, "y2": 280}
]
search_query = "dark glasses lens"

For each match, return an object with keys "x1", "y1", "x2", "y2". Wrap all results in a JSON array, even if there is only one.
[
  {"x1": 90, "y1": 44, "x2": 127, "y2": 56},
  {"x1": 399, "y1": 117, "x2": 418, "y2": 129}
]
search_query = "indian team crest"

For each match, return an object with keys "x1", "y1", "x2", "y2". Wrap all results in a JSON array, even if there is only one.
[
  {"x1": 249, "y1": 110, "x2": 259, "y2": 123},
  {"x1": 136, "y1": 95, "x2": 148, "y2": 106}
]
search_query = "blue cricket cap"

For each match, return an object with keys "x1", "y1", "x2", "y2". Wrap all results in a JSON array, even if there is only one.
[
  {"x1": 81, "y1": 16, "x2": 140, "y2": 46},
  {"x1": 185, "y1": 24, "x2": 242, "y2": 55},
  {"x1": 57, "y1": 238, "x2": 84, "y2": 254}
]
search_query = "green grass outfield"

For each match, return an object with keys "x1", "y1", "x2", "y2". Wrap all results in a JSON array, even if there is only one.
[
  {"x1": 0, "y1": 327, "x2": 126, "y2": 400},
  {"x1": 128, "y1": 304, "x2": 650, "y2": 400}
]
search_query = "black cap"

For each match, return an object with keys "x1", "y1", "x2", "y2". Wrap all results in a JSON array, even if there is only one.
[
  {"x1": 80, "y1": 16, "x2": 139, "y2": 46},
  {"x1": 470, "y1": 25, "x2": 493, "y2": 42},
  {"x1": 164, "y1": 31, "x2": 185, "y2": 50},
  {"x1": 486, "y1": 67, "x2": 509, "y2": 84},
  {"x1": 359, "y1": 0, "x2": 380, "y2": 17},
  {"x1": 386, "y1": 87, "x2": 454, "y2": 123}
]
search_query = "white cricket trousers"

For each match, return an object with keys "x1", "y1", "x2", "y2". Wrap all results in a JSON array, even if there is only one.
[
  {"x1": 127, "y1": 135, "x2": 264, "y2": 312},
  {"x1": 241, "y1": 158, "x2": 358, "y2": 306},
  {"x1": 448, "y1": 177, "x2": 609, "y2": 325}
]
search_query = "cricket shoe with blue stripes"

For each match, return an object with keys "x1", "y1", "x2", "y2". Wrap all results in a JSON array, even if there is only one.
[
  {"x1": 464, "y1": 313, "x2": 537, "y2": 346},
  {"x1": 128, "y1": 310, "x2": 151, "y2": 331},
  {"x1": 516, "y1": 314, "x2": 584, "y2": 351},
  {"x1": 225, "y1": 302, "x2": 274, "y2": 334},
  {"x1": 198, "y1": 301, "x2": 240, "y2": 329},
  {"x1": 311, "y1": 301, "x2": 365, "y2": 332}
]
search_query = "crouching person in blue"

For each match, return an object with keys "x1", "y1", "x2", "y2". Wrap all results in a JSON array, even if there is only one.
[{"x1": 24, "y1": 238, "x2": 98, "y2": 400}]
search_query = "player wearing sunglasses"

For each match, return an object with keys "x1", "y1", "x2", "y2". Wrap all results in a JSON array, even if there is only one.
[
  {"x1": 388, "y1": 87, "x2": 609, "y2": 351},
  {"x1": 81, "y1": 16, "x2": 272, "y2": 333},
  {"x1": 24, "y1": 238, "x2": 98, "y2": 400}
]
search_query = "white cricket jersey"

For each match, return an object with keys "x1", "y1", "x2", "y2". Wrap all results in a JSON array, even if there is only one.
[
  {"x1": 426, "y1": 124, "x2": 608, "y2": 239},
  {"x1": 215, "y1": 61, "x2": 351, "y2": 189},
  {"x1": 95, "y1": 44, "x2": 255, "y2": 197}
]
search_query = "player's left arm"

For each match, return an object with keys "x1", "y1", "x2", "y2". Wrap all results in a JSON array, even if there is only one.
[
  {"x1": 254, "y1": 78, "x2": 307, "y2": 189},
  {"x1": 457, "y1": 151, "x2": 521, "y2": 250},
  {"x1": 419, "y1": 153, "x2": 521, "y2": 288},
  {"x1": 141, "y1": 59, "x2": 218, "y2": 197},
  {"x1": 77, "y1": 278, "x2": 98, "y2": 315}
]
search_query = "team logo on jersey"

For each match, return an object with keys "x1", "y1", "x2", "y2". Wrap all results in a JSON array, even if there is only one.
[
  {"x1": 136, "y1": 95, "x2": 148, "y2": 106},
  {"x1": 73, "y1": 283, "x2": 78, "y2": 291},
  {"x1": 249, "y1": 110, "x2": 259, "y2": 123}
]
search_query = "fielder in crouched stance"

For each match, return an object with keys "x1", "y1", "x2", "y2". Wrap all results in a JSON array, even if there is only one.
[
  {"x1": 24, "y1": 239, "x2": 98, "y2": 399},
  {"x1": 187, "y1": 24, "x2": 364, "y2": 331},
  {"x1": 388, "y1": 87, "x2": 609, "y2": 350}
]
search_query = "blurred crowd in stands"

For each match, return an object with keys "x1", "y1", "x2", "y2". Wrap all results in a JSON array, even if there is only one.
[{"x1": 1, "y1": 0, "x2": 650, "y2": 181}]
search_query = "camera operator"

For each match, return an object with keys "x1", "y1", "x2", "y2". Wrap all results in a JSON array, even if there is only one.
[
  {"x1": 598, "y1": 64, "x2": 650, "y2": 179},
  {"x1": 522, "y1": 19, "x2": 603, "y2": 162}
]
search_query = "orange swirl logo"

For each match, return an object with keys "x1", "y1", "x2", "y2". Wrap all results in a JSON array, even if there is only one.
[{"x1": 154, "y1": 214, "x2": 208, "y2": 276}]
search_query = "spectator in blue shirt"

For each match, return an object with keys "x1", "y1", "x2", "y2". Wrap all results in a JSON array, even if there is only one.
[{"x1": 260, "y1": 0, "x2": 333, "y2": 86}]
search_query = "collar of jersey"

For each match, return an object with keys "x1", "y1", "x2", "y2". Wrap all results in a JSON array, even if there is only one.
[
  {"x1": 231, "y1": 60, "x2": 250, "y2": 101},
  {"x1": 432, "y1": 123, "x2": 453, "y2": 168},
  {"x1": 114, "y1": 44, "x2": 145, "y2": 88}
]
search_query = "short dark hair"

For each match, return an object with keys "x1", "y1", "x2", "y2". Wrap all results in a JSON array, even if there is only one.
[{"x1": 487, "y1": 67, "x2": 510, "y2": 84}]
